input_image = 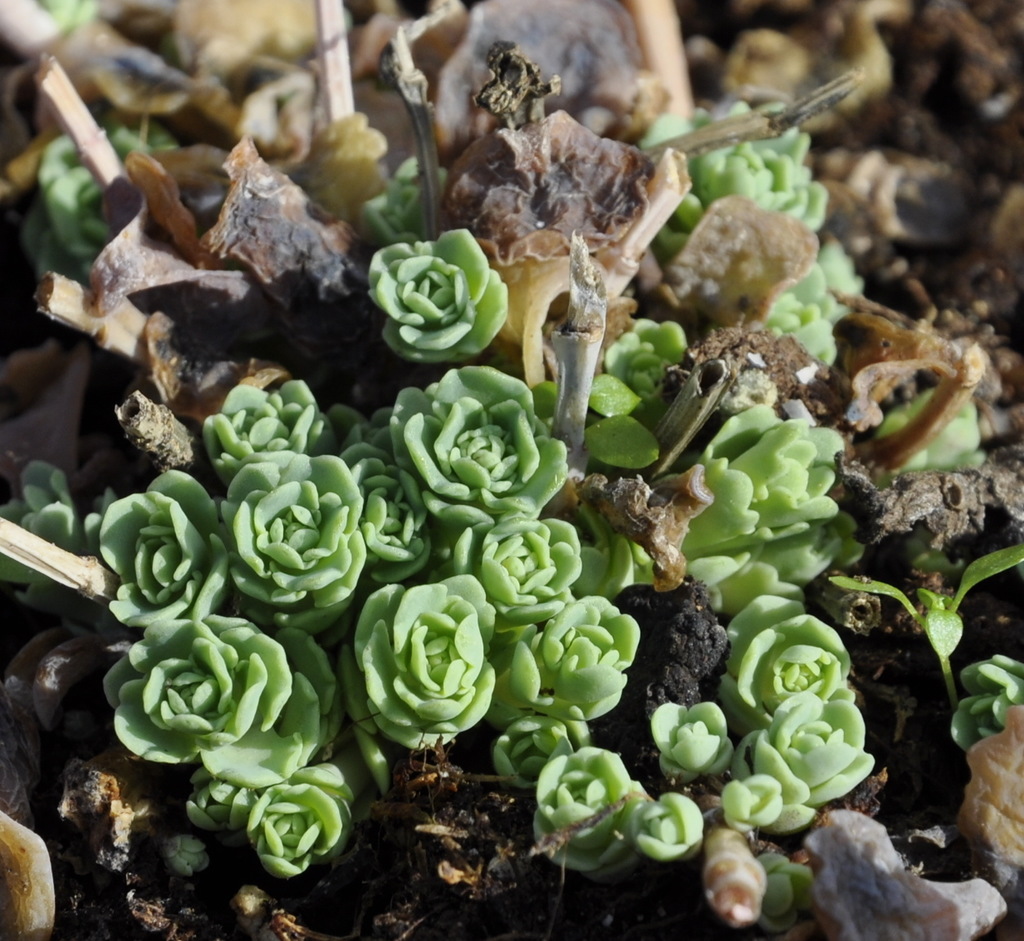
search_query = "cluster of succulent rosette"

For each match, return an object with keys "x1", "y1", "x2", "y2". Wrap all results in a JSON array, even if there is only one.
[{"x1": 8, "y1": 88, "x2": 1003, "y2": 936}]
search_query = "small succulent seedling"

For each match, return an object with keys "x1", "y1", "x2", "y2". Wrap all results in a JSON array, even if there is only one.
[{"x1": 830, "y1": 542, "x2": 1024, "y2": 708}]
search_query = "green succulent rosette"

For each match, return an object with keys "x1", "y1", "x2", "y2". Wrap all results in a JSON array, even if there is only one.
[
  {"x1": 222, "y1": 454, "x2": 366, "y2": 634},
  {"x1": 186, "y1": 767, "x2": 258, "y2": 847},
  {"x1": 650, "y1": 701, "x2": 733, "y2": 783},
  {"x1": 361, "y1": 156, "x2": 446, "y2": 246},
  {"x1": 99, "y1": 470, "x2": 229, "y2": 628},
  {"x1": 203, "y1": 380, "x2": 337, "y2": 485},
  {"x1": 390, "y1": 366, "x2": 568, "y2": 528},
  {"x1": 0, "y1": 460, "x2": 114, "y2": 626},
  {"x1": 572, "y1": 504, "x2": 654, "y2": 599},
  {"x1": 624, "y1": 792, "x2": 704, "y2": 863},
  {"x1": 720, "y1": 774, "x2": 784, "y2": 833},
  {"x1": 533, "y1": 746, "x2": 646, "y2": 882},
  {"x1": 246, "y1": 762, "x2": 354, "y2": 878},
  {"x1": 492, "y1": 715, "x2": 590, "y2": 788},
  {"x1": 347, "y1": 445, "x2": 431, "y2": 585},
  {"x1": 604, "y1": 319, "x2": 687, "y2": 400},
  {"x1": 104, "y1": 615, "x2": 342, "y2": 787},
  {"x1": 951, "y1": 654, "x2": 1024, "y2": 749},
  {"x1": 492, "y1": 596, "x2": 641, "y2": 724},
  {"x1": 158, "y1": 834, "x2": 209, "y2": 877},
  {"x1": 757, "y1": 852, "x2": 814, "y2": 934},
  {"x1": 369, "y1": 228, "x2": 508, "y2": 363},
  {"x1": 681, "y1": 405, "x2": 852, "y2": 614},
  {"x1": 731, "y1": 692, "x2": 874, "y2": 834},
  {"x1": 346, "y1": 575, "x2": 496, "y2": 749},
  {"x1": 450, "y1": 517, "x2": 582, "y2": 628},
  {"x1": 718, "y1": 595, "x2": 854, "y2": 735},
  {"x1": 641, "y1": 105, "x2": 828, "y2": 261}
]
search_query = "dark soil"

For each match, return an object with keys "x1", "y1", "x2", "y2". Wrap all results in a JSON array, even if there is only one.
[{"x1": 4, "y1": 1, "x2": 1024, "y2": 939}]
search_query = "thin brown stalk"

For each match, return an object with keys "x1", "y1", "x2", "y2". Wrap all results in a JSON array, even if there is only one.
[
  {"x1": 622, "y1": 0, "x2": 694, "y2": 119},
  {"x1": 36, "y1": 55, "x2": 123, "y2": 189},
  {"x1": 315, "y1": 0, "x2": 354, "y2": 126}
]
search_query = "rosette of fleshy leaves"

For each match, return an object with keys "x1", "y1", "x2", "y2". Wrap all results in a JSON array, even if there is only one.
[
  {"x1": 21, "y1": 120, "x2": 175, "y2": 282},
  {"x1": 159, "y1": 834, "x2": 209, "y2": 877},
  {"x1": 369, "y1": 228, "x2": 508, "y2": 364},
  {"x1": 951, "y1": 654, "x2": 1024, "y2": 750},
  {"x1": 203, "y1": 380, "x2": 337, "y2": 486},
  {"x1": 604, "y1": 319, "x2": 687, "y2": 401},
  {"x1": 390, "y1": 365, "x2": 568, "y2": 529},
  {"x1": 680, "y1": 405, "x2": 859, "y2": 615},
  {"x1": 490, "y1": 595, "x2": 641, "y2": 725},
  {"x1": 533, "y1": 746, "x2": 647, "y2": 882},
  {"x1": 341, "y1": 574, "x2": 496, "y2": 749},
  {"x1": 717, "y1": 595, "x2": 854, "y2": 736},
  {"x1": 449, "y1": 516, "x2": 582, "y2": 629},
  {"x1": 344, "y1": 442, "x2": 432, "y2": 586},
  {"x1": 361, "y1": 156, "x2": 447, "y2": 247},
  {"x1": 99, "y1": 470, "x2": 229, "y2": 628},
  {"x1": 186, "y1": 767, "x2": 258, "y2": 847},
  {"x1": 650, "y1": 701, "x2": 734, "y2": 783},
  {"x1": 104, "y1": 614, "x2": 342, "y2": 787},
  {"x1": 641, "y1": 104, "x2": 828, "y2": 262},
  {"x1": 221, "y1": 454, "x2": 366, "y2": 634},
  {"x1": 624, "y1": 792, "x2": 705, "y2": 863},
  {"x1": 492, "y1": 715, "x2": 591, "y2": 788},
  {"x1": 246, "y1": 762, "x2": 354, "y2": 878},
  {"x1": 0, "y1": 460, "x2": 115, "y2": 626},
  {"x1": 572, "y1": 503, "x2": 655, "y2": 599},
  {"x1": 731, "y1": 692, "x2": 874, "y2": 834},
  {"x1": 720, "y1": 773, "x2": 784, "y2": 833},
  {"x1": 757, "y1": 852, "x2": 814, "y2": 934},
  {"x1": 764, "y1": 242, "x2": 863, "y2": 364}
]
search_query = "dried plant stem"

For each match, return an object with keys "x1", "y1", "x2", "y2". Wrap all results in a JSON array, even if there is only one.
[
  {"x1": 35, "y1": 273, "x2": 148, "y2": 362},
  {"x1": 622, "y1": 0, "x2": 693, "y2": 119},
  {"x1": 0, "y1": 518, "x2": 118, "y2": 603},
  {"x1": 116, "y1": 391, "x2": 200, "y2": 473},
  {"x1": 36, "y1": 55, "x2": 123, "y2": 189},
  {"x1": 648, "y1": 359, "x2": 733, "y2": 478},
  {"x1": 552, "y1": 235, "x2": 607, "y2": 483},
  {"x1": 315, "y1": 0, "x2": 354, "y2": 125},
  {"x1": 702, "y1": 816, "x2": 767, "y2": 929},
  {"x1": 0, "y1": 0, "x2": 60, "y2": 58}
]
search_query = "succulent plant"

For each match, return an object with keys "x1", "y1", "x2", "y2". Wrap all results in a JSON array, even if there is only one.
[
  {"x1": 624, "y1": 792, "x2": 704, "y2": 863},
  {"x1": 757, "y1": 852, "x2": 814, "y2": 933},
  {"x1": 104, "y1": 615, "x2": 341, "y2": 787},
  {"x1": 492, "y1": 595, "x2": 641, "y2": 724},
  {"x1": 346, "y1": 574, "x2": 496, "y2": 748},
  {"x1": 720, "y1": 774, "x2": 784, "y2": 833},
  {"x1": 246, "y1": 762, "x2": 354, "y2": 878},
  {"x1": 186, "y1": 767, "x2": 257, "y2": 847},
  {"x1": 650, "y1": 701, "x2": 734, "y2": 783},
  {"x1": 681, "y1": 405, "x2": 853, "y2": 615},
  {"x1": 533, "y1": 746, "x2": 646, "y2": 882},
  {"x1": 717, "y1": 595, "x2": 854, "y2": 735},
  {"x1": 731, "y1": 692, "x2": 874, "y2": 834},
  {"x1": 369, "y1": 228, "x2": 508, "y2": 363},
  {"x1": 951, "y1": 654, "x2": 1024, "y2": 750},
  {"x1": 159, "y1": 834, "x2": 209, "y2": 877},
  {"x1": 99, "y1": 470, "x2": 229, "y2": 628},
  {"x1": 450, "y1": 517, "x2": 582, "y2": 627},
  {"x1": 492, "y1": 715, "x2": 590, "y2": 788},
  {"x1": 222, "y1": 454, "x2": 366, "y2": 634},
  {"x1": 203, "y1": 380, "x2": 337, "y2": 485},
  {"x1": 572, "y1": 503, "x2": 655, "y2": 600},
  {"x1": 390, "y1": 365, "x2": 568, "y2": 528},
  {"x1": 361, "y1": 156, "x2": 446, "y2": 247},
  {"x1": 603, "y1": 319, "x2": 687, "y2": 400},
  {"x1": 642, "y1": 105, "x2": 828, "y2": 262},
  {"x1": 873, "y1": 391, "x2": 985, "y2": 477}
]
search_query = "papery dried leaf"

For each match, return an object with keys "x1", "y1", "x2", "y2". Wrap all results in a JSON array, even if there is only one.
[
  {"x1": 958, "y1": 705, "x2": 1024, "y2": 940},
  {"x1": 441, "y1": 110, "x2": 655, "y2": 266},
  {"x1": 0, "y1": 342, "x2": 90, "y2": 491},
  {"x1": 579, "y1": 465, "x2": 713, "y2": 591},
  {"x1": 0, "y1": 683, "x2": 39, "y2": 826},
  {"x1": 434, "y1": 0, "x2": 644, "y2": 161},
  {"x1": 663, "y1": 195, "x2": 819, "y2": 328},
  {"x1": 236, "y1": 65, "x2": 315, "y2": 161},
  {"x1": 0, "y1": 340, "x2": 70, "y2": 423},
  {"x1": 202, "y1": 138, "x2": 382, "y2": 364},
  {"x1": 805, "y1": 810, "x2": 1006, "y2": 941}
]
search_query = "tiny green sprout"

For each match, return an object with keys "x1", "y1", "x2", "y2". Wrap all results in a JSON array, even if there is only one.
[
  {"x1": 720, "y1": 774, "x2": 784, "y2": 833},
  {"x1": 158, "y1": 833, "x2": 209, "y2": 877},
  {"x1": 757, "y1": 851, "x2": 813, "y2": 933},
  {"x1": 830, "y1": 542, "x2": 1024, "y2": 708}
]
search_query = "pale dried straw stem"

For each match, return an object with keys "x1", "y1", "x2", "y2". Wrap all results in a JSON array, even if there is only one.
[
  {"x1": 0, "y1": 0, "x2": 60, "y2": 59},
  {"x1": 622, "y1": 0, "x2": 694, "y2": 119},
  {"x1": 315, "y1": 0, "x2": 354, "y2": 125}
]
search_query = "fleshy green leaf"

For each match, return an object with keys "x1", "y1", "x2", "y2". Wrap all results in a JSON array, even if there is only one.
[
  {"x1": 952, "y1": 543, "x2": 1024, "y2": 610},
  {"x1": 584, "y1": 415, "x2": 659, "y2": 469},
  {"x1": 588, "y1": 374, "x2": 641, "y2": 418}
]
